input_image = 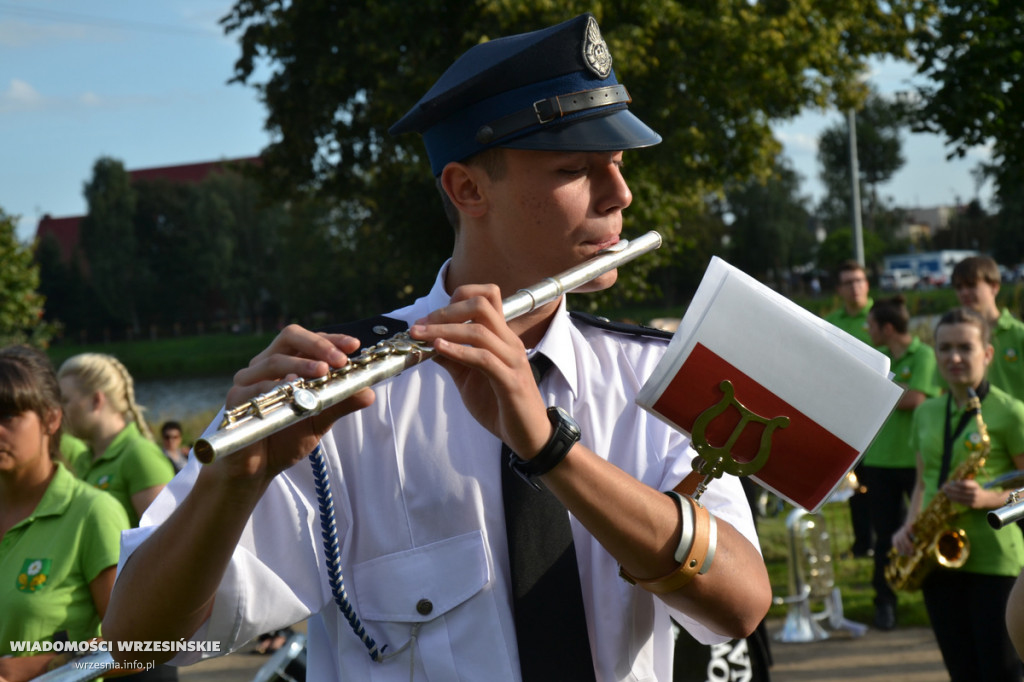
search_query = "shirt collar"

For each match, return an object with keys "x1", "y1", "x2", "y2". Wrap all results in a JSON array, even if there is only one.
[
  {"x1": 534, "y1": 299, "x2": 579, "y2": 399},
  {"x1": 415, "y1": 261, "x2": 580, "y2": 399},
  {"x1": 997, "y1": 308, "x2": 1015, "y2": 330},
  {"x1": 19, "y1": 462, "x2": 75, "y2": 527}
]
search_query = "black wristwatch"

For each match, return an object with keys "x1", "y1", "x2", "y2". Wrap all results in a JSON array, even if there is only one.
[{"x1": 507, "y1": 406, "x2": 581, "y2": 489}]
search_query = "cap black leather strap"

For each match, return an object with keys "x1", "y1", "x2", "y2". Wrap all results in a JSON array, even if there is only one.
[
  {"x1": 476, "y1": 85, "x2": 631, "y2": 144},
  {"x1": 507, "y1": 406, "x2": 581, "y2": 490}
]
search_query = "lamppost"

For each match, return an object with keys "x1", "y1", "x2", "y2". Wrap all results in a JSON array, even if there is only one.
[{"x1": 848, "y1": 108, "x2": 865, "y2": 267}]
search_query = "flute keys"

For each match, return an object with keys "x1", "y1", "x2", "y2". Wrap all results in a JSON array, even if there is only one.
[{"x1": 293, "y1": 388, "x2": 319, "y2": 413}]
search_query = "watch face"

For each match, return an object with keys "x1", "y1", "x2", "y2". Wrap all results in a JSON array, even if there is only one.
[{"x1": 510, "y1": 407, "x2": 582, "y2": 482}]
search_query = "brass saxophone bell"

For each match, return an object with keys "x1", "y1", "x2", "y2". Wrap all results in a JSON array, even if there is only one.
[{"x1": 935, "y1": 528, "x2": 969, "y2": 569}]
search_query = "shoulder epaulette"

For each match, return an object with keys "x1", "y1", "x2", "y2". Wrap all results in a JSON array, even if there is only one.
[
  {"x1": 569, "y1": 310, "x2": 674, "y2": 340},
  {"x1": 316, "y1": 315, "x2": 408, "y2": 358}
]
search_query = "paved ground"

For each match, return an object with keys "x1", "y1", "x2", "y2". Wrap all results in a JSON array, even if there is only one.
[
  {"x1": 172, "y1": 618, "x2": 949, "y2": 681},
  {"x1": 766, "y1": 620, "x2": 948, "y2": 681}
]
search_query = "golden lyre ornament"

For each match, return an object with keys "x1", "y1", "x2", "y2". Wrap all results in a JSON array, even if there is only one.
[
  {"x1": 688, "y1": 380, "x2": 790, "y2": 500},
  {"x1": 885, "y1": 387, "x2": 990, "y2": 592}
]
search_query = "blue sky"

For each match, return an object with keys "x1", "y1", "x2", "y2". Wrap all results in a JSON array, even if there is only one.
[{"x1": 1, "y1": 1, "x2": 994, "y2": 244}]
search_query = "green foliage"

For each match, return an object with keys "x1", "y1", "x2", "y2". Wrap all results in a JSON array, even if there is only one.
[
  {"x1": 816, "y1": 228, "x2": 888, "y2": 278},
  {"x1": 815, "y1": 91, "x2": 910, "y2": 251},
  {"x1": 80, "y1": 157, "x2": 140, "y2": 332},
  {"x1": 723, "y1": 155, "x2": 815, "y2": 289},
  {"x1": 0, "y1": 209, "x2": 58, "y2": 348},
  {"x1": 991, "y1": 165, "x2": 1024, "y2": 266},
  {"x1": 220, "y1": 0, "x2": 930, "y2": 310},
  {"x1": 914, "y1": 1, "x2": 1024, "y2": 169},
  {"x1": 34, "y1": 229, "x2": 91, "y2": 335}
]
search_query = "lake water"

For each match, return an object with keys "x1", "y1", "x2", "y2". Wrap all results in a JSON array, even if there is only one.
[{"x1": 134, "y1": 375, "x2": 234, "y2": 423}]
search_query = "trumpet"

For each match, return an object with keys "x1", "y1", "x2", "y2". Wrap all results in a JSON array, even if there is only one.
[
  {"x1": 988, "y1": 487, "x2": 1024, "y2": 530},
  {"x1": 194, "y1": 231, "x2": 663, "y2": 463}
]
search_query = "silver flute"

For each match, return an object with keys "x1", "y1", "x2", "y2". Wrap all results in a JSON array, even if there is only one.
[
  {"x1": 988, "y1": 487, "x2": 1024, "y2": 529},
  {"x1": 194, "y1": 230, "x2": 663, "y2": 464}
]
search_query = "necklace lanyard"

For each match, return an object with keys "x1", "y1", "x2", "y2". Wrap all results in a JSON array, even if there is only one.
[{"x1": 939, "y1": 380, "x2": 989, "y2": 485}]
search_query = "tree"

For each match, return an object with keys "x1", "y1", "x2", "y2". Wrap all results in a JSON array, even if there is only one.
[
  {"x1": 723, "y1": 155, "x2": 815, "y2": 291},
  {"x1": 991, "y1": 165, "x2": 1024, "y2": 266},
  {"x1": 221, "y1": 0, "x2": 933, "y2": 309},
  {"x1": 0, "y1": 209, "x2": 58, "y2": 347},
  {"x1": 816, "y1": 227, "x2": 887, "y2": 281},
  {"x1": 80, "y1": 157, "x2": 141, "y2": 334},
  {"x1": 34, "y1": 231, "x2": 91, "y2": 337},
  {"x1": 815, "y1": 91, "x2": 908, "y2": 237},
  {"x1": 913, "y1": 2, "x2": 1024, "y2": 170}
]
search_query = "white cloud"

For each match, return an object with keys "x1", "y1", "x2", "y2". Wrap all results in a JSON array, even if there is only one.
[
  {"x1": 0, "y1": 78, "x2": 43, "y2": 111},
  {"x1": 776, "y1": 130, "x2": 819, "y2": 155}
]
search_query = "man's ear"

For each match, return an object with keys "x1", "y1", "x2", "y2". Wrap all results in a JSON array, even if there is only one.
[{"x1": 440, "y1": 162, "x2": 488, "y2": 219}]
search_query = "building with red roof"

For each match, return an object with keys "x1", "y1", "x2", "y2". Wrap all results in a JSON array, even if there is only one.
[{"x1": 35, "y1": 157, "x2": 258, "y2": 263}]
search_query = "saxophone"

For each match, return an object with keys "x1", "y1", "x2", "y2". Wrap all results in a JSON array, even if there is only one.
[{"x1": 885, "y1": 387, "x2": 991, "y2": 592}]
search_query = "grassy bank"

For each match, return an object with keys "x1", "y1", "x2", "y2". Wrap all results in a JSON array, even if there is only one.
[{"x1": 47, "y1": 332, "x2": 277, "y2": 381}]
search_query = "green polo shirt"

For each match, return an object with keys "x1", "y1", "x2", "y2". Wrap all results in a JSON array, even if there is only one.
[
  {"x1": 0, "y1": 463, "x2": 129, "y2": 656},
  {"x1": 988, "y1": 308, "x2": 1024, "y2": 401},
  {"x1": 863, "y1": 336, "x2": 942, "y2": 468},
  {"x1": 824, "y1": 298, "x2": 873, "y2": 345},
  {"x1": 66, "y1": 422, "x2": 174, "y2": 527},
  {"x1": 59, "y1": 433, "x2": 89, "y2": 462},
  {"x1": 910, "y1": 385, "x2": 1024, "y2": 576}
]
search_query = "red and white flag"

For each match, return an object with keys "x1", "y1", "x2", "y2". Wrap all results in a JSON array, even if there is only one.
[{"x1": 637, "y1": 257, "x2": 903, "y2": 512}]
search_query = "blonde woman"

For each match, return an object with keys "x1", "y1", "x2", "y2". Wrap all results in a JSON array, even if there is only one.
[{"x1": 57, "y1": 353, "x2": 174, "y2": 527}]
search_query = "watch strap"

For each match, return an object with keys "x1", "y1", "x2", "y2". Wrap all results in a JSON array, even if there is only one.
[{"x1": 507, "y1": 406, "x2": 581, "y2": 489}]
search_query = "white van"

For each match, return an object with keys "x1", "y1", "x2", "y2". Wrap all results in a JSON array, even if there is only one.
[{"x1": 880, "y1": 269, "x2": 919, "y2": 290}]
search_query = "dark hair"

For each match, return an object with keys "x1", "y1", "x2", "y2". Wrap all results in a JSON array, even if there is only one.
[
  {"x1": 161, "y1": 420, "x2": 182, "y2": 437},
  {"x1": 836, "y1": 260, "x2": 866, "y2": 278},
  {"x1": 935, "y1": 307, "x2": 991, "y2": 346},
  {"x1": 951, "y1": 255, "x2": 1000, "y2": 288},
  {"x1": 870, "y1": 295, "x2": 909, "y2": 334},
  {"x1": 0, "y1": 345, "x2": 63, "y2": 460}
]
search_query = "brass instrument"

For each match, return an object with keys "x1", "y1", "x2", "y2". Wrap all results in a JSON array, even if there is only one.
[
  {"x1": 885, "y1": 387, "x2": 990, "y2": 591},
  {"x1": 989, "y1": 487, "x2": 1024, "y2": 530},
  {"x1": 773, "y1": 506, "x2": 867, "y2": 643},
  {"x1": 194, "y1": 231, "x2": 663, "y2": 463},
  {"x1": 774, "y1": 508, "x2": 833, "y2": 642}
]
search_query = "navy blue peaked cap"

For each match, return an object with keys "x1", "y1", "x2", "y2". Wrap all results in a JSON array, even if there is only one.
[{"x1": 389, "y1": 13, "x2": 662, "y2": 175}]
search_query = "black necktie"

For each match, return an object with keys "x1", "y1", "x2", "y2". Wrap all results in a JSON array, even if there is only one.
[{"x1": 501, "y1": 353, "x2": 595, "y2": 681}]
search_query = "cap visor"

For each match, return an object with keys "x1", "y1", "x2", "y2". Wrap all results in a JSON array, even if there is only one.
[{"x1": 501, "y1": 109, "x2": 661, "y2": 153}]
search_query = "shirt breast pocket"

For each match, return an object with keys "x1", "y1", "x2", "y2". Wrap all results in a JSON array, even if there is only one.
[{"x1": 351, "y1": 530, "x2": 515, "y2": 680}]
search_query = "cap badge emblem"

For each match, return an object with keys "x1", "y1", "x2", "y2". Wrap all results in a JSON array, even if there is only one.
[{"x1": 582, "y1": 16, "x2": 612, "y2": 79}]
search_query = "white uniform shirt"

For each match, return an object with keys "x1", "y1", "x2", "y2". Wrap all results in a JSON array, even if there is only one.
[{"x1": 120, "y1": 263, "x2": 760, "y2": 682}]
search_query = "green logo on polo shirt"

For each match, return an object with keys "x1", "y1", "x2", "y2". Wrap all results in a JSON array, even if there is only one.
[
  {"x1": 95, "y1": 474, "x2": 112, "y2": 490},
  {"x1": 965, "y1": 432, "x2": 986, "y2": 452},
  {"x1": 17, "y1": 558, "x2": 51, "y2": 592},
  {"x1": 1005, "y1": 348, "x2": 1019, "y2": 364}
]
